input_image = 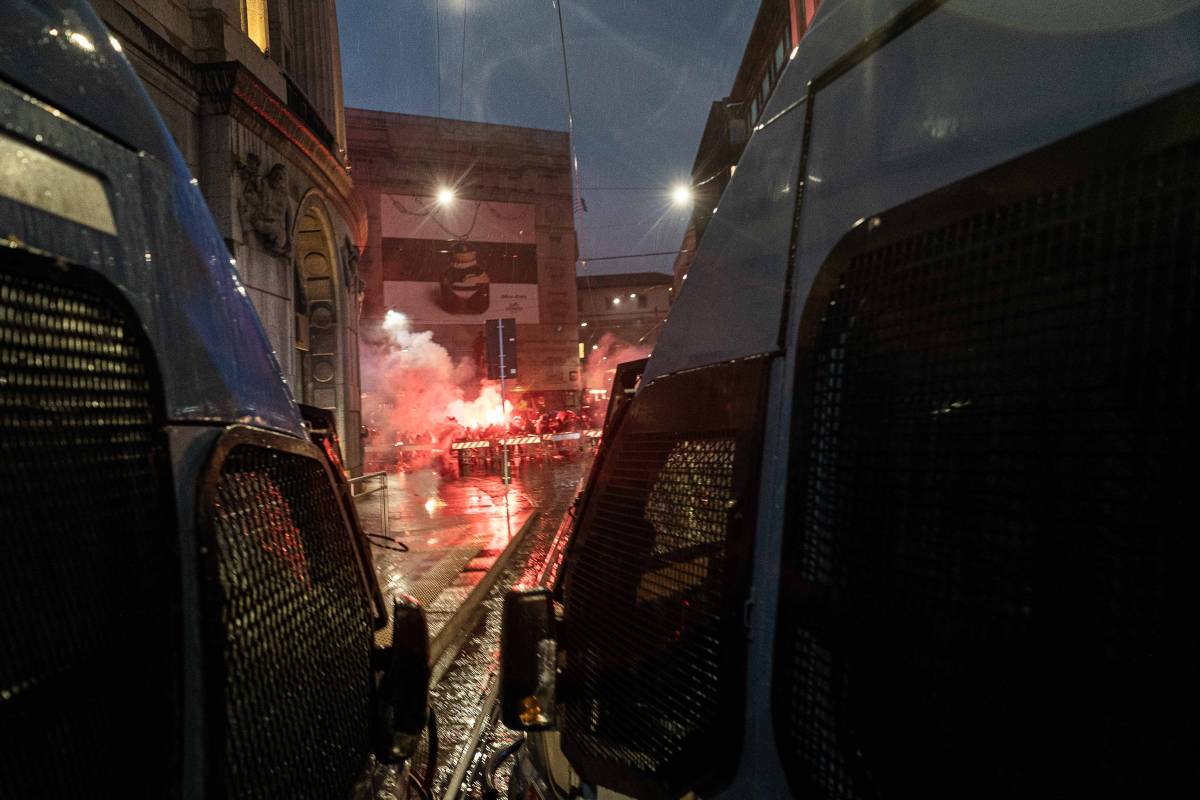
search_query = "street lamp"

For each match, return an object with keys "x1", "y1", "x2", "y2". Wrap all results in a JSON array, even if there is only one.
[
  {"x1": 671, "y1": 183, "x2": 692, "y2": 206},
  {"x1": 436, "y1": 186, "x2": 455, "y2": 205}
]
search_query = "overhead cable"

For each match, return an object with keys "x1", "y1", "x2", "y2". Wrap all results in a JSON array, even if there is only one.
[
  {"x1": 579, "y1": 250, "x2": 690, "y2": 263},
  {"x1": 459, "y1": 0, "x2": 469, "y2": 116},
  {"x1": 554, "y1": 1, "x2": 585, "y2": 212},
  {"x1": 434, "y1": 0, "x2": 442, "y2": 113}
]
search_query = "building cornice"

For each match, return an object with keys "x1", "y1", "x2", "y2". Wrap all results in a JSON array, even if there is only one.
[{"x1": 198, "y1": 62, "x2": 367, "y2": 247}]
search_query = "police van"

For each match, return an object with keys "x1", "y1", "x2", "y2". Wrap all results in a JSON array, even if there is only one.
[
  {"x1": 0, "y1": 2, "x2": 430, "y2": 797},
  {"x1": 498, "y1": 1, "x2": 1200, "y2": 798}
]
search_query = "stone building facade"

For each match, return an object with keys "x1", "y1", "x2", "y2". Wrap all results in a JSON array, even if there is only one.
[
  {"x1": 577, "y1": 272, "x2": 674, "y2": 353},
  {"x1": 346, "y1": 110, "x2": 581, "y2": 410},
  {"x1": 94, "y1": 0, "x2": 367, "y2": 472}
]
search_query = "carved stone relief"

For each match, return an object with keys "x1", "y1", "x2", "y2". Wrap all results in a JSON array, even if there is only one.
[
  {"x1": 343, "y1": 237, "x2": 365, "y2": 318},
  {"x1": 236, "y1": 153, "x2": 293, "y2": 256}
]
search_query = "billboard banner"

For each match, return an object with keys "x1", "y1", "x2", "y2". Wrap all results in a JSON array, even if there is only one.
[
  {"x1": 383, "y1": 281, "x2": 539, "y2": 324},
  {"x1": 382, "y1": 194, "x2": 536, "y2": 243},
  {"x1": 380, "y1": 194, "x2": 539, "y2": 324}
]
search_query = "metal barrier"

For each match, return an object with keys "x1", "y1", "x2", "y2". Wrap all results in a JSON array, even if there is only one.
[
  {"x1": 450, "y1": 440, "x2": 492, "y2": 451},
  {"x1": 349, "y1": 470, "x2": 389, "y2": 536}
]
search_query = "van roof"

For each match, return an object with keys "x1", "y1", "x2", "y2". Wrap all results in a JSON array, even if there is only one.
[{"x1": 0, "y1": 1, "x2": 180, "y2": 168}]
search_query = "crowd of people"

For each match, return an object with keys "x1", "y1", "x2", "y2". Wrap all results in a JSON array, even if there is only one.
[
  {"x1": 369, "y1": 406, "x2": 601, "y2": 450},
  {"x1": 453, "y1": 407, "x2": 597, "y2": 442},
  {"x1": 363, "y1": 405, "x2": 607, "y2": 473}
]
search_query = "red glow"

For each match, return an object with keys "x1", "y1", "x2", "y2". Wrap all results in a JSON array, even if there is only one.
[{"x1": 247, "y1": 475, "x2": 309, "y2": 584}]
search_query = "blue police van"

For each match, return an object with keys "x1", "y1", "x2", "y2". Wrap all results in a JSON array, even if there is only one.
[
  {"x1": 497, "y1": 1, "x2": 1200, "y2": 798},
  {"x1": 0, "y1": 2, "x2": 431, "y2": 798}
]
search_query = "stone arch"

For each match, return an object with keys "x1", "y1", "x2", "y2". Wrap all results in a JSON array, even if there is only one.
[{"x1": 292, "y1": 193, "x2": 343, "y2": 421}]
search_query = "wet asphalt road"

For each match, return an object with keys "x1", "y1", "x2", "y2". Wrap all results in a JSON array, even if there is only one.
[
  {"x1": 358, "y1": 453, "x2": 592, "y2": 799},
  {"x1": 365, "y1": 467, "x2": 538, "y2": 642}
]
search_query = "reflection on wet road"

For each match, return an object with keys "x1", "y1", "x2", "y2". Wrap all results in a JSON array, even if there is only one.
[
  {"x1": 374, "y1": 457, "x2": 591, "y2": 799},
  {"x1": 355, "y1": 454, "x2": 592, "y2": 798},
  {"x1": 369, "y1": 469, "x2": 535, "y2": 635}
]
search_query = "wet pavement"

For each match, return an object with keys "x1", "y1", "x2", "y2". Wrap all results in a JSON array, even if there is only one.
[
  {"x1": 355, "y1": 453, "x2": 592, "y2": 799},
  {"x1": 425, "y1": 480, "x2": 584, "y2": 800},
  {"x1": 359, "y1": 467, "x2": 538, "y2": 642}
]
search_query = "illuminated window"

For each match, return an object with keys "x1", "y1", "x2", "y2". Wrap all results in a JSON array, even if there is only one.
[{"x1": 243, "y1": 0, "x2": 269, "y2": 54}]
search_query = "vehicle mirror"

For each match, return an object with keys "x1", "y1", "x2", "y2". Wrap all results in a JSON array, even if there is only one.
[
  {"x1": 374, "y1": 595, "x2": 431, "y2": 764},
  {"x1": 500, "y1": 586, "x2": 557, "y2": 731}
]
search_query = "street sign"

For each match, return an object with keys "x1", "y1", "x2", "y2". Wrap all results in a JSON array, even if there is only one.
[{"x1": 485, "y1": 318, "x2": 517, "y2": 380}]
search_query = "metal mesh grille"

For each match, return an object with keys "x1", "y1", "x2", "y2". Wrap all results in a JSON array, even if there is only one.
[
  {"x1": 561, "y1": 360, "x2": 765, "y2": 798},
  {"x1": 777, "y1": 127, "x2": 1200, "y2": 797},
  {"x1": 208, "y1": 445, "x2": 372, "y2": 799},
  {"x1": 0, "y1": 263, "x2": 178, "y2": 798}
]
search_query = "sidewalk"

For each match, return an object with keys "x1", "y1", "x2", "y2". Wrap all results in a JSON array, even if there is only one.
[{"x1": 355, "y1": 468, "x2": 537, "y2": 641}]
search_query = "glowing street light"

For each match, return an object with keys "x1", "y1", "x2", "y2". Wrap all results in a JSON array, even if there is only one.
[
  {"x1": 436, "y1": 186, "x2": 455, "y2": 205},
  {"x1": 671, "y1": 183, "x2": 693, "y2": 206}
]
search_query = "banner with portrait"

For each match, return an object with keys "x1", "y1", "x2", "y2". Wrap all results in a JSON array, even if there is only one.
[{"x1": 380, "y1": 194, "x2": 540, "y2": 324}]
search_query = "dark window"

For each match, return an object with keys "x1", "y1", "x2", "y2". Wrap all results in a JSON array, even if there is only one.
[
  {"x1": 637, "y1": 294, "x2": 647, "y2": 309},
  {"x1": 201, "y1": 438, "x2": 373, "y2": 798},
  {"x1": 561, "y1": 358, "x2": 771, "y2": 798}
]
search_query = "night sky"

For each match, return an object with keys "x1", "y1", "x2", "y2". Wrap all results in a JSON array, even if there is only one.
[{"x1": 336, "y1": 0, "x2": 760, "y2": 276}]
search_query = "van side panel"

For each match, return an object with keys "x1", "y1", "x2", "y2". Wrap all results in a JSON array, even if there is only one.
[
  {"x1": 767, "y1": 3, "x2": 1200, "y2": 796},
  {"x1": 788, "y1": 1, "x2": 1200, "y2": 329}
]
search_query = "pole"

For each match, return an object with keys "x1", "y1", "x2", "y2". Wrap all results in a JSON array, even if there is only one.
[
  {"x1": 497, "y1": 319, "x2": 512, "y2": 532},
  {"x1": 497, "y1": 320, "x2": 511, "y2": 486}
]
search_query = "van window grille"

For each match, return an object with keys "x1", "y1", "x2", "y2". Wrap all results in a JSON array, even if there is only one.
[
  {"x1": 560, "y1": 359, "x2": 767, "y2": 799},
  {"x1": 0, "y1": 261, "x2": 178, "y2": 797},
  {"x1": 204, "y1": 444, "x2": 372, "y2": 799},
  {"x1": 777, "y1": 101, "x2": 1200, "y2": 798}
]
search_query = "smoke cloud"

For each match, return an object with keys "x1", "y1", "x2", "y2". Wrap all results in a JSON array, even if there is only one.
[
  {"x1": 361, "y1": 311, "x2": 510, "y2": 466},
  {"x1": 581, "y1": 332, "x2": 651, "y2": 423}
]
